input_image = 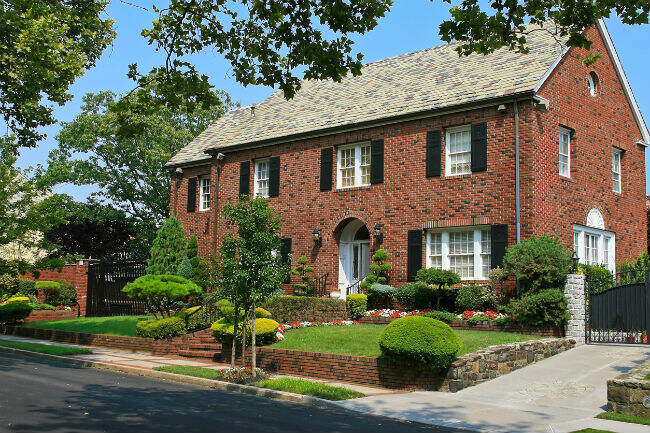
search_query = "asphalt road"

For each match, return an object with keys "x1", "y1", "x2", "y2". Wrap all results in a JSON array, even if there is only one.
[{"x1": 0, "y1": 352, "x2": 463, "y2": 433}]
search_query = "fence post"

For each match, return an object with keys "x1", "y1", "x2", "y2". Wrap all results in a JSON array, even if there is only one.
[
  {"x1": 564, "y1": 273, "x2": 586, "y2": 344},
  {"x1": 645, "y1": 269, "x2": 650, "y2": 336}
]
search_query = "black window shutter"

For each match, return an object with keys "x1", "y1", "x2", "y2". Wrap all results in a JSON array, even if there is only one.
[
  {"x1": 239, "y1": 161, "x2": 250, "y2": 197},
  {"x1": 426, "y1": 130, "x2": 442, "y2": 177},
  {"x1": 187, "y1": 177, "x2": 197, "y2": 213},
  {"x1": 407, "y1": 229, "x2": 423, "y2": 282},
  {"x1": 280, "y1": 238, "x2": 292, "y2": 283},
  {"x1": 269, "y1": 156, "x2": 281, "y2": 197},
  {"x1": 370, "y1": 139, "x2": 384, "y2": 184},
  {"x1": 491, "y1": 224, "x2": 508, "y2": 269},
  {"x1": 320, "y1": 148, "x2": 333, "y2": 191},
  {"x1": 471, "y1": 122, "x2": 488, "y2": 172}
]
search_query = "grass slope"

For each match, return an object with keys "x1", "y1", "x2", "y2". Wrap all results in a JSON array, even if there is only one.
[
  {"x1": 251, "y1": 378, "x2": 365, "y2": 400},
  {"x1": 270, "y1": 324, "x2": 542, "y2": 357},
  {"x1": 0, "y1": 340, "x2": 92, "y2": 355},
  {"x1": 596, "y1": 411, "x2": 650, "y2": 425},
  {"x1": 24, "y1": 316, "x2": 149, "y2": 337}
]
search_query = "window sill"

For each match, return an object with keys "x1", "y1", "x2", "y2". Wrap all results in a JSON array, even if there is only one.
[
  {"x1": 334, "y1": 185, "x2": 372, "y2": 193},
  {"x1": 559, "y1": 175, "x2": 575, "y2": 183}
]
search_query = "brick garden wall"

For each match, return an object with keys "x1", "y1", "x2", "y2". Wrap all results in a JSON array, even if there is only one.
[
  {"x1": 171, "y1": 26, "x2": 646, "y2": 293},
  {"x1": 223, "y1": 338, "x2": 576, "y2": 391},
  {"x1": 24, "y1": 260, "x2": 90, "y2": 317},
  {"x1": 24, "y1": 310, "x2": 78, "y2": 323}
]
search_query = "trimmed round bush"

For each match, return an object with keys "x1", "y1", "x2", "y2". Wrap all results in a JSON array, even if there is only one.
[
  {"x1": 212, "y1": 317, "x2": 280, "y2": 345},
  {"x1": 136, "y1": 316, "x2": 187, "y2": 339},
  {"x1": 346, "y1": 294, "x2": 367, "y2": 319},
  {"x1": 0, "y1": 301, "x2": 33, "y2": 323},
  {"x1": 174, "y1": 306, "x2": 212, "y2": 332},
  {"x1": 378, "y1": 316, "x2": 461, "y2": 371},
  {"x1": 506, "y1": 288, "x2": 570, "y2": 328},
  {"x1": 366, "y1": 284, "x2": 396, "y2": 309},
  {"x1": 36, "y1": 281, "x2": 61, "y2": 305},
  {"x1": 255, "y1": 307, "x2": 272, "y2": 318}
]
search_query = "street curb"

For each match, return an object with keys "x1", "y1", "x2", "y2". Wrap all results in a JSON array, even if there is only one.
[{"x1": 0, "y1": 346, "x2": 337, "y2": 409}]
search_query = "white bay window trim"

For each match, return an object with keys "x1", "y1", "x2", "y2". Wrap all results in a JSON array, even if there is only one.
[
  {"x1": 572, "y1": 224, "x2": 615, "y2": 273},
  {"x1": 337, "y1": 142, "x2": 371, "y2": 189},
  {"x1": 425, "y1": 226, "x2": 491, "y2": 280},
  {"x1": 199, "y1": 176, "x2": 211, "y2": 211}
]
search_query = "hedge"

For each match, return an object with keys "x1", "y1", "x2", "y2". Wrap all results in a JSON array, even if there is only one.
[
  {"x1": 211, "y1": 317, "x2": 279, "y2": 345},
  {"x1": 261, "y1": 295, "x2": 346, "y2": 323},
  {"x1": 0, "y1": 301, "x2": 33, "y2": 323},
  {"x1": 136, "y1": 316, "x2": 187, "y2": 339},
  {"x1": 346, "y1": 294, "x2": 367, "y2": 319}
]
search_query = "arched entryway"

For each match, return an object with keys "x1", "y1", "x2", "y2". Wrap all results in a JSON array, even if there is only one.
[{"x1": 337, "y1": 218, "x2": 371, "y2": 297}]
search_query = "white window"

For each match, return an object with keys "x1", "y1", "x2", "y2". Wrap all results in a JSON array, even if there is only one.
[
  {"x1": 612, "y1": 149, "x2": 622, "y2": 193},
  {"x1": 559, "y1": 128, "x2": 571, "y2": 177},
  {"x1": 337, "y1": 143, "x2": 371, "y2": 189},
  {"x1": 426, "y1": 227, "x2": 492, "y2": 280},
  {"x1": 573, "y1": 226, "x2": 615, "y2": 273},
  {"x1": 199, "y1": 176, "x2": 211, "y2": 211},
  {"x1": 588, "y1": 72, "x2": 599, "y2": 96},
  {"x1": 446, "y1": 126, "x2": 471, "y2": 176},
  {"x1": 254, "y1": 159, "x2": 270, "y2": 198}
]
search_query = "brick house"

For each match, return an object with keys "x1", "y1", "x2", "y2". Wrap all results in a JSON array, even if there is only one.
[{"x1": 166, "y1": 21, "x2": 648, "y2": 297}]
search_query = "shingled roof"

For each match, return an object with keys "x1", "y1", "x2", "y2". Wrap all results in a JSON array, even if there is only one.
[{"x1": 167, "y1": 25, "x2": 567, "y2": 167}]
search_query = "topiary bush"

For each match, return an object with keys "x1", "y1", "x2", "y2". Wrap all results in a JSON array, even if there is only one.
[
  {"x1": 136, "y1": 316, "x2": 187, "y2": 339},
  {"x1": 0, "y1": 300, "x2": 33, "y2": 323},
  {"x1": 378, "y1": 316, "x2": 461, "y2": 371},
  {"x1": 395, "y1": 282, "x2": 435, "y2": 310},
  {"x1": 420, "y1": 310, "x2": 458, "y2": 324},
  {"x1": 36, "y1": 281, "x2": 61, "y2": 306},
  {"x1": 346, "y1": 294, "x2": 367, "y2": 319},
  {"x1": 455, "y1": 285, "x2": 489, "y2": 312},
  {"x1": 361, "y1": 249, "x2": 392, "y2": 291},
  {"x1": 416, "y1": 268, "x2": 461, "y2": 309},
  {"x1": 211, "y1": 317, "x2": 280, "y2": 345},
  {"x1": 506, "y1": 288, "x2": 570, "y2": 328},
  {"x1": 366, "y1": 284, "x2": 397, "y2": 309},
  {"x1": 122, "y1": 274, "x2": 203, "y2": 318},
  {"x1": 503, "y1": 236, "x2": 572, "y2": 294},
  {"x1": 56, "y1": 279, "x2": 77, "y2": 306},
  {"x1": 290, "y1": 256, "x2": 316, "y2": 297}
]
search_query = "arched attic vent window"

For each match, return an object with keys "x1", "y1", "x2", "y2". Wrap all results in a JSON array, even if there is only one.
[
  {"x1": 354, "y1": 226, "x2": 370, "y2": 241},
  {"x1": 588, "y1": 72, "x2": 599, "y2": 96}
]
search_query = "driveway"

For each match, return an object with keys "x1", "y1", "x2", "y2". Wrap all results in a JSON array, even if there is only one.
[{"x1": 335, "y1": 344, "x2": 650, "y2": 433}]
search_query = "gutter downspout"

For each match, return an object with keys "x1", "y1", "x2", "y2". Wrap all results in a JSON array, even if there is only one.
[
  {"x1": 212, "y1": 155, "x2": 223, "y2": 254},
  {"x1": 514, "y1": 99, "x2": 521, "y2": 244}
]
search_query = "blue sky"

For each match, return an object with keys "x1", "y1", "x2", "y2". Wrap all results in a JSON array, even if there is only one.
[{"x1": 15, "y1": 1, "x2": 650, "y2": 199}]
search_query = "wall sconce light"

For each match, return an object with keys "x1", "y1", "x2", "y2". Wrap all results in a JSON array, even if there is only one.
[
  {"x1": 373, "y1": 223, "x2": 384, "y2": 245},
  {"x1": 571, "y1": 251, "x2": 579, "y2": 272},
  {"x1": 312, "y1": 228, "x2": 322, "y2": 248}
]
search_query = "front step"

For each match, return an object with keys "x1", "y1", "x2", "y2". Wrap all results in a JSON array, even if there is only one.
[
  {"x1": 188, "y1": 343, "x2": 220, "y2": 351},
  {"x1": 177, "y1": 349, "x2": 221, "y2": 360}
]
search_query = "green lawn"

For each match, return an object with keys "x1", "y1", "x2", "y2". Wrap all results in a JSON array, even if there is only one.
[
  {"x1": 0, "y1": 340, "x2": 92, "y2": 355},
  {"x1": 270, "y1": 324, "x2": 542, "y2": 357},
  {"x1": 251, "y1": 378, "x2": 365, "y2": 400},
  {"x1": 596, "y1": 411, "x2": 650, "y2": 425},
  {"x1": 569, "y1": 429, "x2": 615, "y2": 433},
  {"x1": 24, "y1": 316, "x2": 149, "y2": 337},
  {"x1": 153, "y1": 365, "x2": 228, "y2": 380}
]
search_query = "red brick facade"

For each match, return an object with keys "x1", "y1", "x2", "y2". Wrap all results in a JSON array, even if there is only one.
[
  {"x1": 170, "y1": 27, "x2": 647, "y2": 292},
  {"x1": 25, "y1": 260, "x2": 90, "y2": 316}
]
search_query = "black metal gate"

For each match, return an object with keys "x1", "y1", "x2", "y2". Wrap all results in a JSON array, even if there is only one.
[
  {"x1": 86, "y1": 260, "x2": 148, "y2": 316},
  {"x1": 586, "y1": 268, "x2": 650, "y2": 344}
]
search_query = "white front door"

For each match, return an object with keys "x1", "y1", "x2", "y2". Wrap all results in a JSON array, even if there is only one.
[{"x1": 338, "y1": 241, "x2": 370, "y2": 296}]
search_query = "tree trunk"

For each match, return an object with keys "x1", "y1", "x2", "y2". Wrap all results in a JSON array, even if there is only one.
[
  {"x1": 251, "y1": 301, "x2": 257, "y2": 377},
  {"x1": 241, "y1": 312, "x2": 247, "y2": 368},
  {"x1": 230, "y1": 306, "x2": 239, "y2": 368}
]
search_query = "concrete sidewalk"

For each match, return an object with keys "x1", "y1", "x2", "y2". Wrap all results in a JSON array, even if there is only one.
[
  {"x1": 0, "y1": 334, "x2": 402, "y2": 398},
  {"x1": 335, "y1": 343, "x2": 650, "y2": 433}
]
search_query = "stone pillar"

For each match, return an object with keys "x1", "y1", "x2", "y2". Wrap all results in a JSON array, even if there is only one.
[{"x1": 564, "y1": 273, "x2": 585, "y2": 343}]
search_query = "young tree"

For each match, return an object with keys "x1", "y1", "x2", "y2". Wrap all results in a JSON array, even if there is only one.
[
  {"x1": 147, "y1": 217, "x2": 187, "y2": 275},
  {"x1": 215, "y1": 198, "x2": 288, "y2": 374},
  {"x1": 291, "y1": 256, "x2": 315, "y2": 296}
]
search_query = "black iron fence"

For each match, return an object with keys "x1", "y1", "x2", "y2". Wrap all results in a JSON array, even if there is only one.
[
  {"x1": 586, "y1": 267, "x2": 650, "y2": 344},
  {"x1": 86, "y1": 260, "x2": 148, "y2": 317}
]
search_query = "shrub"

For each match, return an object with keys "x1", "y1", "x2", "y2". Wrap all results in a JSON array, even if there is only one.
[
  {"x1": 175, "y1": 306, "x2": 212, "y2": 332},
  {"x1": 36, "y1": 281, "x2": 61, "y2": 305},
  {"x1": 17, "y1": 279, "x2": 36, "y2": 296},
  {"x1": 415, "y1": 268, "x2": 461, "y2": 310},
  {"x1": 147, "y1": 216, "x2": 187, "y2": 275},
  {"x1": 0, "y1": 301, "x2": 33, "y2": 323},
  {"x1": 6, "y1": 296, "x2": 30, "y2": 303},
  {"x1": 578, "y1": 264, "x2": 613, "y2": 294},
  {"x1": 487, "y1": 267, "x2": 511, "y2": 306},
  {"x1": 506, "y1": 288, "x2": 570, "y2": 328},
  {"x1": 56, "y1": 279, "x2": 77, "y2": 306},
  {"x1": 261, "y1": 295, "x2": 346, "y2": 323},
  {"x1": 136, "y1": 316, "x2": 187, "y2": 339},
  {"x1": 361, "y1": 249, "x2": 392, "y2": 291},
  {"x1": 420, "y1": 310, "x2": 458, "y2": 324},
  {"x1": 122, "y1": 274, "x2": 203, "y2": 318},
  {"x1": 378, "y1": 316, "x2": 461, "y2": 371},
  {"x1": 290, "y1": 256, "x2": 316, "y2": 297},
  {"x1": 211, "y1": 317, "x2": 280, "y2": 345},
  {"x1": 618, "y1": 253, "x2": 650, "y2": 283},
  {"x1": 455, "y1": 285, "x2": 488, "y2": 312},
  {"x1": 366, "y1": 284, "x2": 397, "y2": 309},
  {"x1": 176, "y1": 257, "x2": 193, "y2": 280},
  {"x1": 0, "y1": 274, "x2": 19, "y2": 296},
  {"x1": 395, "y1": 282, "x2": 435, "y2": 310},
  {"x1": 503, "y1": 236, "x2": 572, "y2": 294},
  {"x1": 467, "y1": 314, "x2": 493, "y2": 323},
  {"x1": 346, "y1": 294, "x2": 367, "y2": 319}
]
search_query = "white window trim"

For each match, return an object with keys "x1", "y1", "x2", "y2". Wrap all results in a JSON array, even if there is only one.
[
  {"x1": 559, "y1": 127, "x2": 571, "y2": 178},
  {"x1": 199, "y1": 176, "x2": 211, "y2": 211},
  {"x1": 573, "y1": 224, "x2": 616, "y2": 273},
  {"x1": 336, "y1": 142, "x2": 371, "y2": 189},
  {"x1": 425, "y1": 226, "x2": 491, "y2": 281},
  {"x1": 253, "y1": 158, "x2": 270, "y2": 198},
  {"x1": 445, "y1": 125, "x2": 472, "y2": 177},
  {"x1": 612, "y1": 148, "x2": 622, "y2": 194}
]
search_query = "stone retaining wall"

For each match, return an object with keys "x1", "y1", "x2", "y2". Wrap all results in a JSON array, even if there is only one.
[
  {"x1": 0, "y1": 325, "x2": 212, "y2": 355},
  {"x1": 24, "y1": 309, "x2": 78, "y2": 323},
  {"x1": 359, "y1": 316, "x2": 562, "y2": 337},
  {"x1": 607, "y1": 359, "x2": 650, "y2": 417},
  {"x1": 222, "y1": 338, "x2": 576, "y2": 391}
]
